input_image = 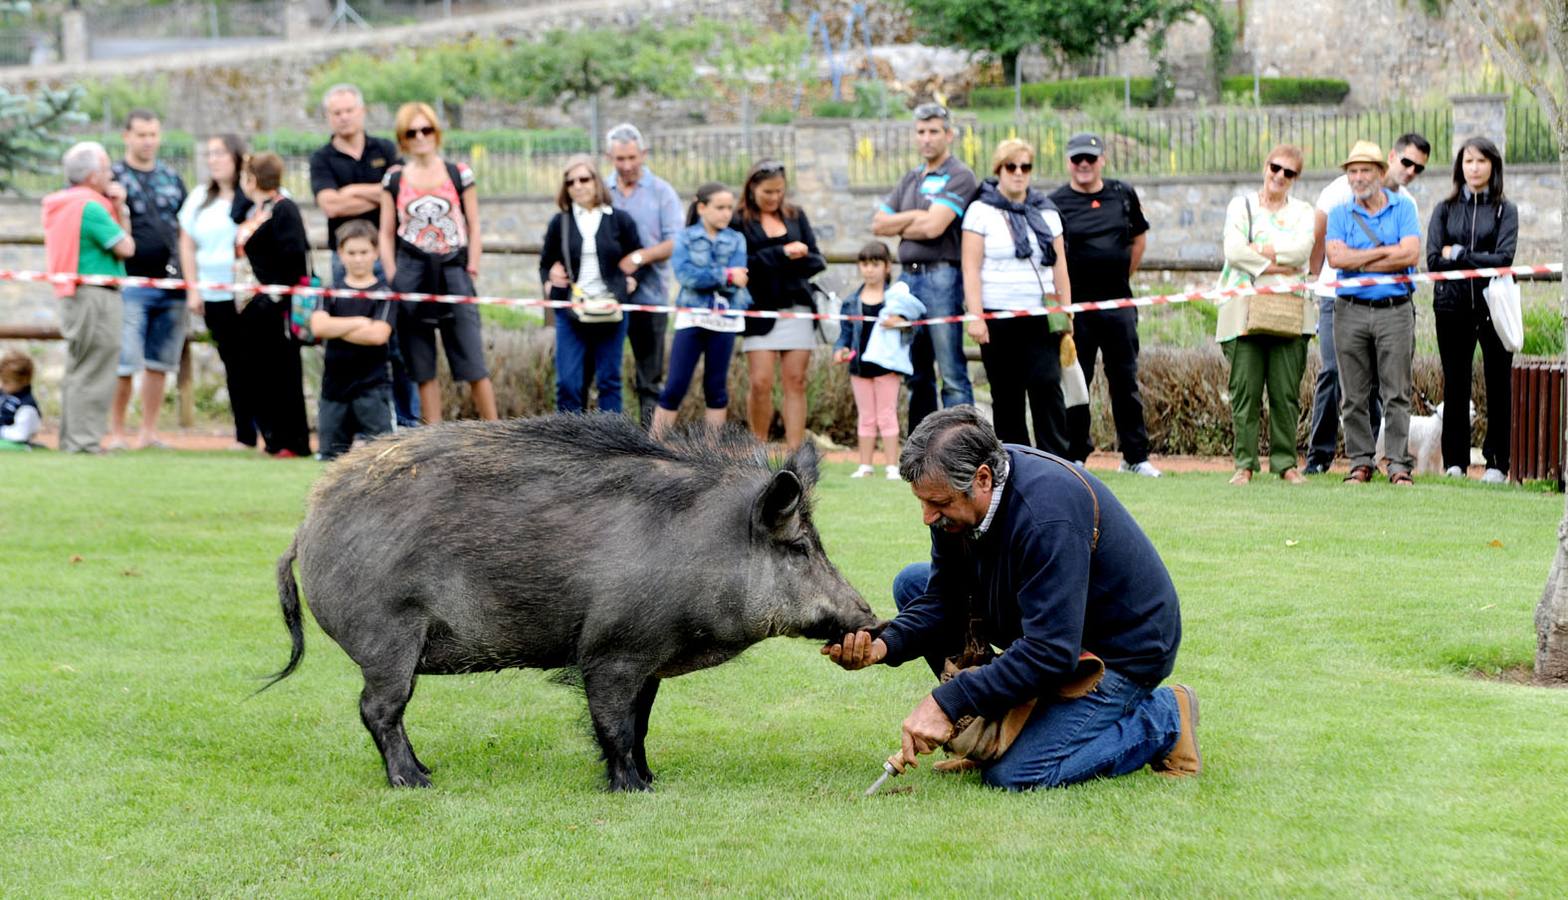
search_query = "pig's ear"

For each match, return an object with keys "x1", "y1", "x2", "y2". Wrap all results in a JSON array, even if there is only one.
[
  {"x1": 783, "y1": 440, "x2": 820, "y2": 488},
  {"x1": 756, "y1": 469, "x2": 805, "y2": 533}
]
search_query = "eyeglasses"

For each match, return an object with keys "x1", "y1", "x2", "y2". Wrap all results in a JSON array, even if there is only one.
[
  {"x1": 1399, "y1": 156, "x2": 1426, "y2": 175},
  {"x1": 403, "y1": 126, "x2": 437, "y2": 140},
  {"x1": 564, "y1": 175, "x2": 598, "y2": 187},
  {"x1": 1069, "y1": 154, "x2": 1099, "y2": 167},
  {"x1": 1001, "y1": 161, "x2": 1033, "y2": 174},
  {"x1": 912, "y1": 103, "x2": 950, "y2": 123},
  {"x1": 1268, "y1": 161, "x2": 1300, "y2": 180}
]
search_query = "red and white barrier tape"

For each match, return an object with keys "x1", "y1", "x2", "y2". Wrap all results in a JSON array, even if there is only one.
[{"x1": 5, "y1": 262, "x2": 1559, "y2": 327}]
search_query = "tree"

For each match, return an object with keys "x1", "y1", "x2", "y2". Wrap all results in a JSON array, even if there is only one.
[
  {"x1": 899, "y1": 0, "x2": 1190, "y2": 81},
  {"x1": 0, "y1": 85, "x2": 85, "y2": 195},
  {"x1": 1453, "y1": 0, "x2": 1568, "y2": 685}
]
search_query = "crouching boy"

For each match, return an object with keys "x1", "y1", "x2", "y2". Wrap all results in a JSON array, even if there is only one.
[
  {"x1": 1, "y1": 350, "x2": 41, "y2": 449},
  {"x1": 310, "y1": 220, "x2": 396, "y2": 461}
]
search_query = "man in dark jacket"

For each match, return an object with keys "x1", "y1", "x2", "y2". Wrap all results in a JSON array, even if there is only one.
[{"x1": 825, "y1": 406, "x2": 1199, "y2": 790}]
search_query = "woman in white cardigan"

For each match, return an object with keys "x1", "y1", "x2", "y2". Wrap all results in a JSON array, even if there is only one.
[{"x1": 1216, "y1": 144, "x2": 1316, "y2": 485}]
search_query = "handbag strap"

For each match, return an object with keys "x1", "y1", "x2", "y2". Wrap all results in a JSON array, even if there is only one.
[
  {"x1": 1350, "y1": 204, "x2": 1384, "y2": 247},
  {"x1": 560, "y1": 213, "x2": 576, "y2": 287}
]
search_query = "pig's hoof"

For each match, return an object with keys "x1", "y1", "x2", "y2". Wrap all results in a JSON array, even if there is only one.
[
  {"x1": 608, "y1": 772, "x2": 654, "y2": 793},
  {"x1": 388, "y1": 769, "x2": 433, "y2": 789}
]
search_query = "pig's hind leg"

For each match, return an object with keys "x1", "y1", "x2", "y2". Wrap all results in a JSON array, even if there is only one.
[
  {"x1": 632, "y1": 676, "x2": 661, "y2": 784},
  {"x1": 582, "y1": 660, "x2": 657, "y2": 792},
  {"x1": 358, "y1": 643, "x2": 432, "y2": 788}
]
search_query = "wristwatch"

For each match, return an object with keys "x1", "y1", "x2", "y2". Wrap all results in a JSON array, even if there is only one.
[{"x1": 630, "y1": 251, "x2": 645, "y2": 267}]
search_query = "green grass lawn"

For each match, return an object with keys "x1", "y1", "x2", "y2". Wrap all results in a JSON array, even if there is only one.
[{"x1": 4, "y1": 451, "x2": 1567, "y2": 896}]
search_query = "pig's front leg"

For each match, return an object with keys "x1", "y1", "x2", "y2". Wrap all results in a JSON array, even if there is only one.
[
  {"x1": 631, "y1": 676, "x2": 661, "y2": 784},
  {"x1": 583, "y1": 660, "x2": 656, "y2": 792}
]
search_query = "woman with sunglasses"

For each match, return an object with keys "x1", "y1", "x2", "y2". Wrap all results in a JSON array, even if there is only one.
[
  {"x1": 539, "y1": 155, "x2": 643, "y2": 413},
  {"x1": 1215, "y1": 144, "x2": 1316, "y2": 485},
  {"x1": 1427, "y1": 136, "x2": 1518, "y2": 483},
  {"x1": 378, "y1": 101, "x2": 497, "y2": 424},
  {"x1": 731, "y1": 160, "x2": 826, "y2": 450},
  {"x1": 960, "y1": 138, "x2": 1070, "y2": 453}
]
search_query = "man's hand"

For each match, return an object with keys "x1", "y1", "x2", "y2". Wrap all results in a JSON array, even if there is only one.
[
  {"x1": 821, "y1": 630, "x2": 886, "y2": 670},
  {"x1": 105, "y1": 181, "x2": 128, "y2": 204},
  {"x1": 618, "y1": 253, "x2": 641, "y2": 275},
  {"x1": 894, "y1": 694, "x2": 954, "y2": 772}
]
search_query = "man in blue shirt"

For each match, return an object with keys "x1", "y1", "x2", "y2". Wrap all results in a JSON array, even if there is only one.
[
  {"x1": 1324, "y1": 140, "x2": 1424, "y2": 485},
  {"x1": 605, "y1": 123, "x2": 684, "y2": 429},
  {"x1": 824, "y1": 407, "x2": 1198, "y2": 790}
]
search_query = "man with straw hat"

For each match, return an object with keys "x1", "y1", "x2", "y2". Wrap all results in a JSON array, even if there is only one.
[{"x1": 1323, "y1": 140, "x2": 1424, "y2": 486}]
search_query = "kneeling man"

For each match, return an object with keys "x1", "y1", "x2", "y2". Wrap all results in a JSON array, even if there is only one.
[{"x1": 825, "y1": 407, "x2": 1199, "y2": 789}]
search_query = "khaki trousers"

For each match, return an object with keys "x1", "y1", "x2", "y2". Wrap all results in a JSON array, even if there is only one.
[
  {"x1": 1334, "y1": 297, "x2": 1415, "y2": 473},
  {"x1": 58, "y1": 285, "x2": 121, "y2": 452}
]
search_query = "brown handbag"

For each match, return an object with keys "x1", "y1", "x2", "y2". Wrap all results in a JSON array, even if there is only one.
[
  {"x1": 1237, "y1": 198, "x2": 1305, "y2": 338},
  {"x1": 937, "y1": 455, "x2": 1106, "y2": 765}
]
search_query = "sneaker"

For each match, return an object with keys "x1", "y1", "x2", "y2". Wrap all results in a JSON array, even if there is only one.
[
  {"x1": 1120, "y1": 460, "x2": 1162, "y2": 478},
  {"x1": 1152, "y1": 684, "x2": 1201, "y2": 777},
  {"x1": 1481, "y1": 468, "x2": 1507, "y2": 484},
  {"x1": 1445, "y1": 466, "x2": 1466, "y2": 479},
  {"x1": 850, "y1": 464, "x2": 874, "y2": 479},
  {"x1": 1071, "y1": 459, "x2": 1086, "y2": 468},
  {"x1": 885, "y1": 465, "x2": 900, "y2": 480},
  {"x1": 1303, "y1": 462, "x2": 1330, "y2": 475}
]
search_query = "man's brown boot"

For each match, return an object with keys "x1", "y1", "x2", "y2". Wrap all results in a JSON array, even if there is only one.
[{"x1": 1152, "y1": 684, "x2": 1201, "y2": 777}]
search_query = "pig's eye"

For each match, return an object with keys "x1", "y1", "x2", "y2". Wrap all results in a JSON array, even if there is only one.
[{"x1": 787, "y1": 538, "x2": 812, "y2": 556}]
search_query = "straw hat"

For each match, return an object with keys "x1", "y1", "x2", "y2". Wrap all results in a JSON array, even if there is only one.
[{"x1": 1340, "y1": 140, "x2": 1387, "y2": 170}]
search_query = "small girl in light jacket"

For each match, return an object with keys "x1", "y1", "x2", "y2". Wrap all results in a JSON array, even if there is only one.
[
  {"x1": 833, "y1": 241, "x2": 904, "y2": 479},
  {"x1": 651, "y1": 183, "x2": 750, "y2": 438}
]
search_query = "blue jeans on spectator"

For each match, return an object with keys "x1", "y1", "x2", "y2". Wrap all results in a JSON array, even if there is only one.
[
  {"x1": 554, "y1": 310, "x2": 630, "y2": 413},
  {"x1": 893, "y1": 561, "x2": 1180, "y2": 791},
  {"x1": 899, "y1": 264, "x2": 972, "y2": 432},
  {"x1": 658, "y1": 327, "x2": 736, "y2": 411},
  {"x1": 118, "y1": 286, "x2": 187, "y2": 375},
  {"x1": 333, "y1": 253, "x2": 420, "y2": 427},
  {"x1": 1307, "y1": 296, "x2": 1380, "y2": 469}
]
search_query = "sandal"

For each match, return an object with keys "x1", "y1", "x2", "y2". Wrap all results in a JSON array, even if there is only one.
[
  {"x1": 1228, "y1": 469, "x2": 1253, "y2": 486},
  {"x1": 1280, "y1": 468, "x2": 1306, "y2": 484},
  {"x1": 1343, "y1": 465, "x2": 1373, "y2": 484},
  {"x1": 1389, "y1": 471, "x2": 1413, "y2": 486}
]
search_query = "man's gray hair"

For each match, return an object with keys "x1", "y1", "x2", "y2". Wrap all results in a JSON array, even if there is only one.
[
  {"x1": 605, "y1": 123, "x2": 645, "y2": 152},
  {"x1": 898, "y1": 406, "x2": 1007, "y2": 494},
  {"x1": 321, "y1": 83, "x2": 364, "y2": 111},
  {"x1": 62, "y1": 141, "x2": 107, "y2": 185}
]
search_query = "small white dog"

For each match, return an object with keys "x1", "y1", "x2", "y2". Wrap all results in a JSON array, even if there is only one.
[{"x1": 1376, "y1": 400, "x2": 1477, "y2": 475}]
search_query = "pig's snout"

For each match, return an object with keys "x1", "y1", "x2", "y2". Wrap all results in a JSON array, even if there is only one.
[{"x1": 796, "y1": 589, "x2": 881, "y2": 641}]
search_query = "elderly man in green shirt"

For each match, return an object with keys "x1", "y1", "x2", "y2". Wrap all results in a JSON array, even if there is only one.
[{"x1": 42, "y1": 141, "x2": 136, "y2": 453}]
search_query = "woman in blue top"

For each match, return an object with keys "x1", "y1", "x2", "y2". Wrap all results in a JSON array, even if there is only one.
[{"x1": 651, "y1": 183, "x2": 750, "y2": 439}]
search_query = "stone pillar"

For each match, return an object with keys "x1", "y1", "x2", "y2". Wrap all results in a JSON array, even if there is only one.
[
  {"x1": 1451, "y1": 93, "x2": 1508, "y2": 160},
  {"x1": 61, "y1": 10, "x2": 87, "y2": 65},
  {"x1": 285, "y1": 1, "x2": 313, "y2": 43},
  {"x1": 791, "y1": 121, "x2": 855, "y2": 251}
]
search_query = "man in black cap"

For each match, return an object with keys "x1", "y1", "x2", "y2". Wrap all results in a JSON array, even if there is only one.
[{"x1": 1049, "y1": 133, "x2": 1160, "y2": 477}]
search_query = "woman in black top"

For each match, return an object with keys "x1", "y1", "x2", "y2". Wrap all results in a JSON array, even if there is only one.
[
  {"x1": 732, "y1": 161, "x2": 826, "y2": 450},
  {"x1": 1426, "y1": 136, "x2": 1519, "y2": 482},
  {"x1": 236, "y1": 152, "x2": 312, "y2": 457}
]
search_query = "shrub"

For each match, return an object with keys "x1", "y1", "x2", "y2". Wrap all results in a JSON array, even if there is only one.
[
  {"x1": 1521, "y1": 303, "x2": 1564, "y2": 358},
  {"x1": 811, "y1": 100, "x2": 857, "y2": 119},
  {"x1": 1219, "y1": 77, "x2": 1351, "y2": 106},
  {"x1": 967, "y1": 77, "x2": 1159, "y2": 110}
]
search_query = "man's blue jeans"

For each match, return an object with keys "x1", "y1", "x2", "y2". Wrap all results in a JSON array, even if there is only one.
[
  {"x1": 899, "y1": 264, "x2": 972, "y2": 432},
  {"x1": 893, "y1": 562, "x2": 1180, "y2": 791}
]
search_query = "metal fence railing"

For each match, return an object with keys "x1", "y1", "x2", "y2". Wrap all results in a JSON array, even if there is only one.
[
  {"x1": 5, "y1": 127, "x2": 797, "y2": 199},
  {"x1": 1506, "y1": 101, "x2": 1558, "y2": 165},
  {"x1": 851, "y1": 107, "x2": 1458, "y2": 185},
  {"x1": 87, "y1": 0, "x2": 288, "y2": 40}
]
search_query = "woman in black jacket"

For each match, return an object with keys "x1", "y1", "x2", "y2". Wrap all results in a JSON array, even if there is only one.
[
  {"x1": 732, "y1": 161, "x2": 826, "y2": 450},
  {"x1": 235, "y1": 152, "x2": 311, "y2": 458},
  {"x1": 1426, "y1": 136, "x2": 1518, "y2": 483},
  {"x1": 540, "y1": 155, "x2": 643, "y2": 414}
]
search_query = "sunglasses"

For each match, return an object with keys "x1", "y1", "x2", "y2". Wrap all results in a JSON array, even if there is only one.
[
  {"x1": 1069, "y1": 154, "x2": 1099, "y2": 167},
  {"x1": 1001, "y1": 161, "x2": 1033, "y2": 174},
  {"x1": 1268, "y1": 161, "x2": 1300, "y2": 180},
  {"x1": 754, "y1": 160, "x2": 786, "y2": 175},
  {"x1": 403, "y1": 126, "x2": 437, "y2": 140},
  {"x1": 1399, "y1": 156, "x2": 1426, "y2": 175},
  {"x1": 564, "y1": 175, "x2": 598, "y2": 187},
  {"x1": 912, "y1": 103, "x2": 950, "y2": 122}
]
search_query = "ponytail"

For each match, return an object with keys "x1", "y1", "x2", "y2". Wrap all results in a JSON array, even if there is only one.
[{"x1": 686, "y1": 181, "x2": 730, "y2": 227}]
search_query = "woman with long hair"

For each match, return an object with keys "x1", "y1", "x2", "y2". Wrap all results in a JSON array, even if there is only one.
[
  {"x1": 1427, "y1": 136, "x2": 1518, "y2": 482},
  {"x1": 731, "y1": 160, "x2": 826, "y2": 449},
  {"x1": 378, "y1": 101, "x2": 498, "y2": 423},
  {"x1": 177, "y1": 133, "x2": 256, "y2": 449},
  {"x1": 539, "y1": 155, "x2": 643, "y2": 413}
]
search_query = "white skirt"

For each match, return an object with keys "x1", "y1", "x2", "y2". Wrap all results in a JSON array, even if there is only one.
[{"x1": 743, "y1": 314, "x2": 818, "y2": 352}]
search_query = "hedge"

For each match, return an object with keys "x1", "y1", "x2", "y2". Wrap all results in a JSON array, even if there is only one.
[
  {"x1": 1219, "y1": 77, "x2": 1351, "y2": 106},
  {"x1": 968, "y1": 77, "x2": 1160, "y2": 110}
]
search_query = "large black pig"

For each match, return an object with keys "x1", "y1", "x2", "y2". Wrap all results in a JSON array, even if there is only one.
[{"x1": 265, "y1": 414, "x2": 879, "y2": 792}]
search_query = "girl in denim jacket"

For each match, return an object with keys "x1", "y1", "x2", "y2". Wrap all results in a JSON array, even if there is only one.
[{"x1": 651, "y1": 183, "x2": 750, "y2": 438}]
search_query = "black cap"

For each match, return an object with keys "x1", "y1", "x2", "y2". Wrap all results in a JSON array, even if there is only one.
[{"x1": 1066, "y1": 133, "x2": 1104, "y2": 158}]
